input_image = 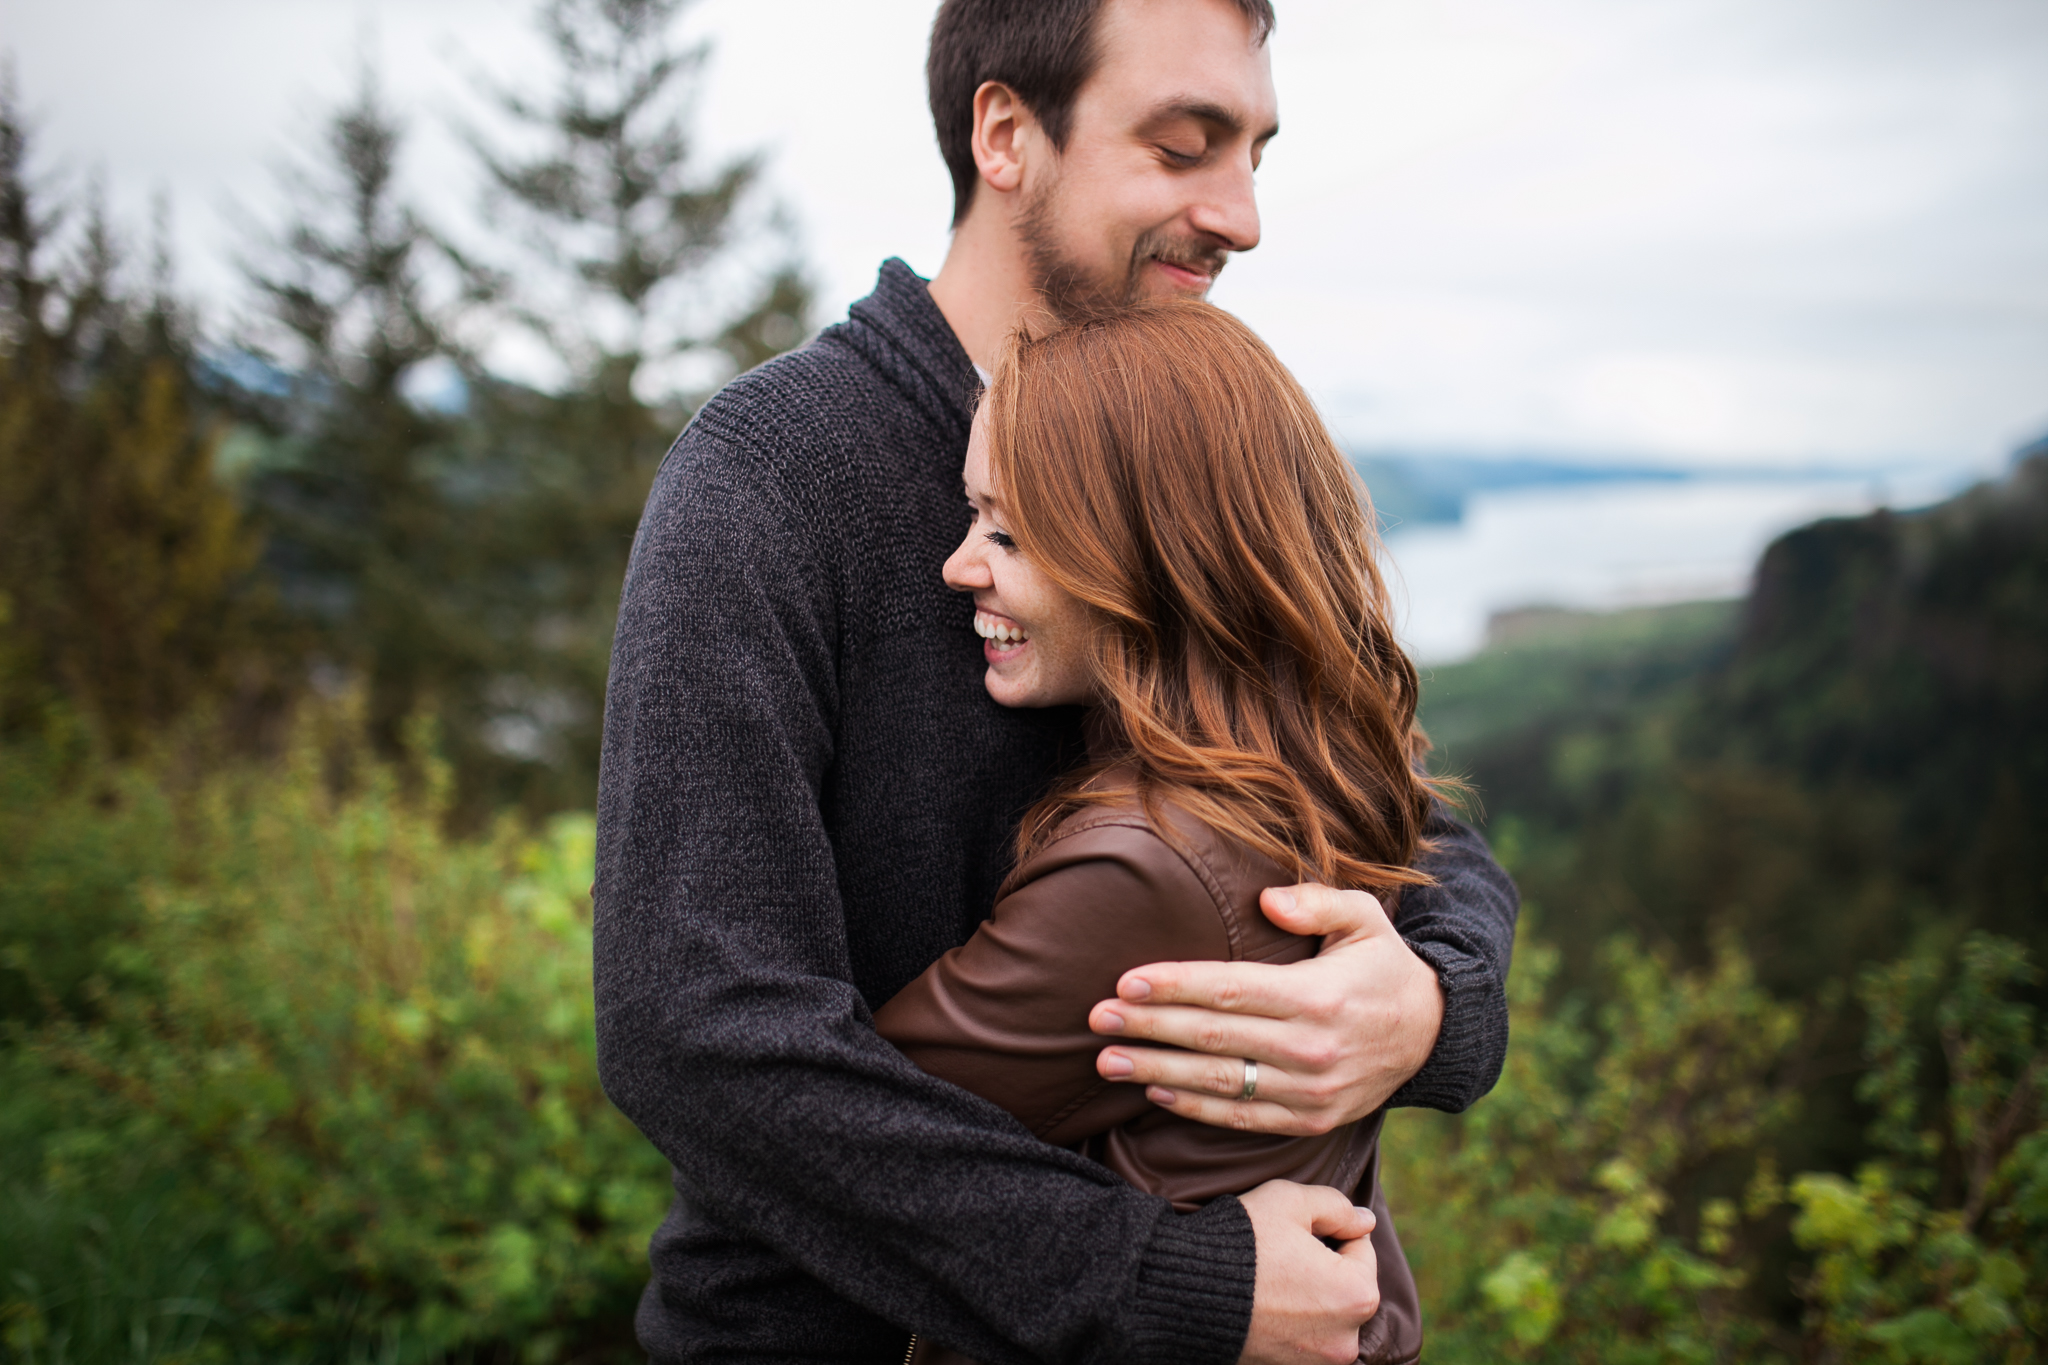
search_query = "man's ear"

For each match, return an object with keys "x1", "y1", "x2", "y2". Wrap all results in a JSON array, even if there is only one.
[{"x1": 970, "y1": 80, "x2": 1032, "y2": 196}]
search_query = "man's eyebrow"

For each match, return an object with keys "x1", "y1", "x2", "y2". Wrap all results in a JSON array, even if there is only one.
[{"x1": 1139, "y1": 98, "x2": 1280, "y2": 143}]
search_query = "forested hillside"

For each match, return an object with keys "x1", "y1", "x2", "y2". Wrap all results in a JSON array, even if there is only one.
[
  {"x1": 1389, "y1": 447, "x2": 2048, "y2": 1358},
  {"x1": 1425, "y1": 444, "x2": 2047, "y2": 992}
]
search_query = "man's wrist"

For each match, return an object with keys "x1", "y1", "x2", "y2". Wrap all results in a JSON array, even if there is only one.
[
  {"x1": 1109, "y1": 1197, "x2": 1256, "y2": 1365},
  {"x1": 1395, "y1": 935, "x2": 1447, "y2": 1080},
  {"x1": 1388, "y1": 938, "x2": 1503, "y2": 1113}
]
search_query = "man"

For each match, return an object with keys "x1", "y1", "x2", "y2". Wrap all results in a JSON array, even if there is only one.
[{"x1": 593, "y1": 0, "x2": 1518, "y2": 1361}]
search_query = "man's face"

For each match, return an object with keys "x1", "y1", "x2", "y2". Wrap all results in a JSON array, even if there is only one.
[{"x1": 1020, "y1": 0, "x2": 1279, "y2": 316}]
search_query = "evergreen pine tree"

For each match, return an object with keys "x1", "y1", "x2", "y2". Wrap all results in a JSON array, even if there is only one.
[
  {"x1": 448, "y1": 0, "x2": 813, "y2": 813},
  {"x1": 232, "y1": 71, "x2": 506, "y2": 794},
  {"x1": 472, "y1": 0, "x2": 811, "y2": 391},
  {"x1": 227, "y1": 7, "x2": 816, "y2": 819},
  {"x1": 0, "y1": 73, "x2": 261, "y2": 753}
]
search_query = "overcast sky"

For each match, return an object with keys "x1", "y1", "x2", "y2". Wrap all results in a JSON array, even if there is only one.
[{"x1": 7, "y1": 0, "x2": 2046, "y2": 472}]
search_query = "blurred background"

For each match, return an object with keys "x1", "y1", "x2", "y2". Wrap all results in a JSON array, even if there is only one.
[{"x1": 1, "y1": 0, "x2": 2043, "y2": 1360}]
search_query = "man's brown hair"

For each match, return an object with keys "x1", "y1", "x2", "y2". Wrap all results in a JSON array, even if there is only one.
[
  {"x1": 926, "y1": 0, "x2": 1277, "y2": 227},
  {"x1": 985, "y1": 299, "x2": 1453, "y2": 893}
]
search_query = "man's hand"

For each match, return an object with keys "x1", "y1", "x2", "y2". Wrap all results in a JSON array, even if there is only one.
[
  {"x1": 1237, "y1": 1180, "x2": 1379, "y2": 1365},
  {"x1": 1090, "y1": 885, "x2": 1444, "y2": 1136}
]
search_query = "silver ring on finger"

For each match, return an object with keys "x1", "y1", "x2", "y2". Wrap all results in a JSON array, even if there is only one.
[{"x1": 1239, "y1": 1058, "x2": 1259, "y2": 1101}]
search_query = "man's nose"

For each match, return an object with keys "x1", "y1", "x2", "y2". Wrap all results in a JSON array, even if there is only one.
[{"x1": 1188, "y1": 153, "x2": 1261, "y2": 253}]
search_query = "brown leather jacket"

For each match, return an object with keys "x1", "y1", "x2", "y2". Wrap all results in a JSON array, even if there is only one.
[{"x1": 874, "y1": 776, "x2": 1421, "y2": 1365}]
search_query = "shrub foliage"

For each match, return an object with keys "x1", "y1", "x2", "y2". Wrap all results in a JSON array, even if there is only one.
[
  {"x1": 1384, "y1": 919, "x2": 2047, "y2": 1363},
  {"x1": 1, "y1": 716, "x2": 668, "y2": 1363}
]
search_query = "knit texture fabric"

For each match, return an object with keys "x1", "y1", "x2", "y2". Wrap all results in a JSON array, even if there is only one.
[{"x1": 593, "y1": 259, "x2": 1518, "y2": 1364}]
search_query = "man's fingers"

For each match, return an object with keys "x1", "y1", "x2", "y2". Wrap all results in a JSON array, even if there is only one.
[
  {"x1": 1259, "y1": 883, "x2": 1392, "y2": 942},
  {"x1": 1104, "y1": 958, "x2": 1332, "y2": 1021},
  {"x1": 1097, "y1": 1041, "x2": 1299, "y2": 1098},
  {"x1": 1091, "y1": 996, "x2": 1307, "y2": 1062},
  {"x1": 1238, "y1": 1182, "x2": 1381, "y2": 1363},
  {"x1": 1131, "y1": 1084, "x2": 1329, "y2": 1139},
  {"x1": 1337, "y1": 1216, "x2": 1383, "y2": 1321},
  {"x1": 1280, "y1": 1182, "x2": 1376, "y2": 1243},
  {"x1": 1096, "y1": 1043, "x2": 1351, "y2": 1136}
]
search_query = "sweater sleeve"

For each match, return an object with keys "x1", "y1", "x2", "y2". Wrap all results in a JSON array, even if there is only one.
[
  {"x1": 592, "y1": 430, "x2": 1253, "y2": 1365},
  {"x1": 1387, "y1": 806, "x2": 1520, "y2": 1113}
]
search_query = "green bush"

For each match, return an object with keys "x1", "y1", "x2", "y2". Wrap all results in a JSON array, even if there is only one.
[
  {"x1": 1790, "y1": 934, "x2": 2047, "y2": 1363},
  {"x1": 1383, "y1": 922, "x2": 2048, "y2": 1363},
  {"x1": 0, "y1": 719, "x2": 669, "y2": 1363},
  {"x1": 6, "y1": 720, "x2": 2042, "y2": 1362},
  {"x1": 1382, "y1": 920, "x2": 1805, "y2": 1363},
  {"x1": 0, "y1": 722, "x2": 179, "y2": 1026}
]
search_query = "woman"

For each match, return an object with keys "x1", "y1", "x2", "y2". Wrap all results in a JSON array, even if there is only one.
[{"x1": 874, "y1": 301, "x2": 1446, "y2": 1365}]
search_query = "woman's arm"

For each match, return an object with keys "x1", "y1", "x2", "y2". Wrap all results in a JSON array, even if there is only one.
[{"x1": 874, "y1": 815, "x2": 1247, "y2": 1146}]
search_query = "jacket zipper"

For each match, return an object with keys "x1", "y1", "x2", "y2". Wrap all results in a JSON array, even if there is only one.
[{"x1": 901, "y1": 1334, "x2": 918, "y2": 1365}]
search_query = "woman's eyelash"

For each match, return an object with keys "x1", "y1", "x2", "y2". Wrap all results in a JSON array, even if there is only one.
[{"x1": 986, "y1": 530, "x2": 1017, "y2": 550}]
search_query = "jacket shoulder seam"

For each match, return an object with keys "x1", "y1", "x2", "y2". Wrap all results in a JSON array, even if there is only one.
[{"x1": 1034, "y1": 810, "x2": 1246, "y2": 961}]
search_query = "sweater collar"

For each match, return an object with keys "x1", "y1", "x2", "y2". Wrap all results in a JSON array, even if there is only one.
[{"x1": 847, "y1": 258, "x2": 982, "y2": 427}]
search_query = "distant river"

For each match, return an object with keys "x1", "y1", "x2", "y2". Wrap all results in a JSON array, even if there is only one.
[{"x1": 1381, "y1": 469, "x2": 1972, "y2": 663}]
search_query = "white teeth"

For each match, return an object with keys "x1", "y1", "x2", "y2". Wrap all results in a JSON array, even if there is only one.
[{"x1": 974, "y1": 611, "x2": 1027, "y2": 645}]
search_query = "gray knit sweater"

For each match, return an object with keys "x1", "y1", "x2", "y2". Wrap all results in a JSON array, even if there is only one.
[{"x1": 592, "y1": 259, "x2": 1518, "y2": 1365}]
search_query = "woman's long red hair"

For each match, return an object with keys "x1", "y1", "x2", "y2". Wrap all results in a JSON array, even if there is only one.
[{"x1": 987, "y1": 300, "x2": 1450, "y2": 892}]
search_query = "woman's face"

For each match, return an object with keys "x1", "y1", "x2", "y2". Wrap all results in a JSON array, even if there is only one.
[{"x1": 941, "y1": 405, "x2": 1098, "y2": 709}]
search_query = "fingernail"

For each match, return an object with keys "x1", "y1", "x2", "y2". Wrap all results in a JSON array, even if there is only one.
[
  {"x1": 1121, "y1": 976, "x2": 1152, "y2": 1001},
  {"x1": 1100, "y1": 1052, "x2": 1134, "y2": 1079},
  {"x1": 1267, "y1": 888, "x2": 1297, "y2": 914},
  {"x1": 1147, "y1": 1087, "x2": 1176, "y2": 1105},
  {"x1": 1096, "y1": 1008, "x2": 1125, "y2": 1033}
]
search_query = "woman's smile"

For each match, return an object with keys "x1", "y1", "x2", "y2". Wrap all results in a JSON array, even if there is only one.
[
  {"x1": 973, "y1": 607, "x2": 1031, "y2": 661},
  {"x1": 941, "y1": 404, "x2": 1097, "y2": 708}
]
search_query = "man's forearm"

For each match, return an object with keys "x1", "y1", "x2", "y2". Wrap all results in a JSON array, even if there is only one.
[
  {"x1": 595, "y1": 960, "x2": 1255, "y2": 1365},
  {"x1": 1386, "y1": 812, "x2": 1519, "y2": 1112}
]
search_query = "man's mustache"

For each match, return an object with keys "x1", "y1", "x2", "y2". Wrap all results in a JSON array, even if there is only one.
[{"x1": 1134, "y1": 232, "x2": 1230, "y2": 282}]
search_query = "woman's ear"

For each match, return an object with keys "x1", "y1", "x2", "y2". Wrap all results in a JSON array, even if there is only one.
[{"x1": 970, "y1": 80, "x2": 1031, "y2": 195}]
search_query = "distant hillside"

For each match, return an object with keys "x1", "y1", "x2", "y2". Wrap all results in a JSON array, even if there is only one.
[
  {"x1": 1354, "y1": 453, "x2": 1690, "y2": 532},
  {"x1": 1420, "y1": 599, "x2": 1738, "y2": 765},
  {"x1": 1717, "y1": 443, "x2": 2048, "y2": 932},
  {"x1": 1417, "y1": 442, "x2": 2048, "y2": 1200},
  {"x1": 1425, "y1": 441, "x2": 2048, "y2": 992}
]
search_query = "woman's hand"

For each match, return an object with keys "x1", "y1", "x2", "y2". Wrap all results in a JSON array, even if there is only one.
[{"x1": 1089, "y1": 885, "x2": 1443, "y2": 1135}]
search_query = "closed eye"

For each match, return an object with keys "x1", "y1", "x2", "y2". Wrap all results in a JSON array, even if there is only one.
[{"x1": 986, "y1": 530, "x2": 1017, "y2": 550}]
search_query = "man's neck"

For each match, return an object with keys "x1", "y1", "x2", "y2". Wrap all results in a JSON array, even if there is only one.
[{"x1": 927, "y1": 204, "x2": 1040, "y2": 375}]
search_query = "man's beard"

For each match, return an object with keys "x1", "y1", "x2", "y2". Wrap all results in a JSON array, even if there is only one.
[{"x1": 1017, "y1": 178, "x2": 1230, "y2": 321}]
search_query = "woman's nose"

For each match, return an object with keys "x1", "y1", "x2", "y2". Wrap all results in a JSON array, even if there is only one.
[{"x1": 942, "y1": 537, "x2": 991, "y2": 592}]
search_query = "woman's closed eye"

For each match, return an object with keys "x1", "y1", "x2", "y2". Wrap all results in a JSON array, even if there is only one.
[{"x1": 985, "y1": 529, "x2": 1017, "y2": 551}]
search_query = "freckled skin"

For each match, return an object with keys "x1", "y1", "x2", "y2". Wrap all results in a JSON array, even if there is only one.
[{"x1": 941, "y1": 406, "x2": 1098, "y2": 709}]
